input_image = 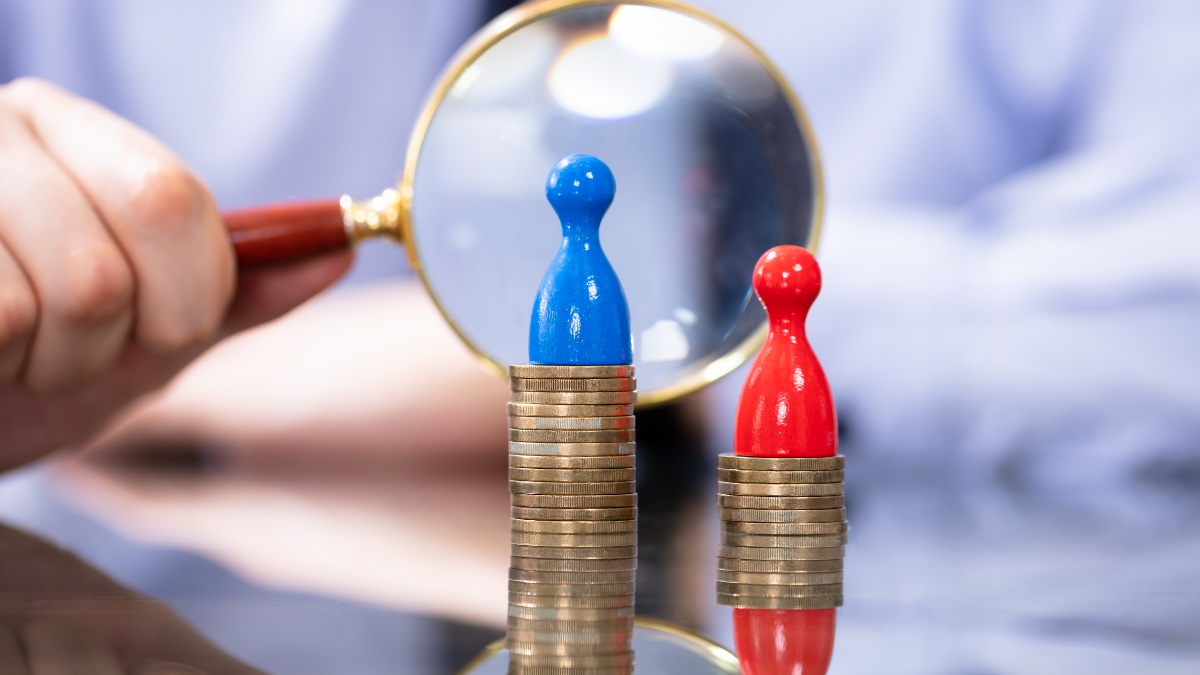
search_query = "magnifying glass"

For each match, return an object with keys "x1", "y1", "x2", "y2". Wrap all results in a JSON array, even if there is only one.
[{"x1": 223, "y1": 0, "x2": 822, "y2": 406}]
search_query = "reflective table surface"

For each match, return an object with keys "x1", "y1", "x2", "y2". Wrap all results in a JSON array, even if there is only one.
[{"x1": 1, "y1": 404, "x2": 1198, "y2": 674}]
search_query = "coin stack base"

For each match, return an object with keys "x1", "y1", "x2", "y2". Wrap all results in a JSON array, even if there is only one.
[
  {"x1": 507, "y1": 365, "x2": 637, "y2": 675},
  {"x1": 716, "y1": 454, "x2": 846, "y2": 610}
]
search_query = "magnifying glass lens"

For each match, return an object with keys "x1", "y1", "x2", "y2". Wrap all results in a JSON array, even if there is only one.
[{"x1": 408, "y1": 2, "x2": 819, "y2": 403}]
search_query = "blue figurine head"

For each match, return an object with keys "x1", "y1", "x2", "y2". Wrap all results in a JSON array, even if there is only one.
[
  {"x1": 529, "y1": 155, "x2": 632, "y2": 365},
  {"x1": 546, "y1": 154, "x2": 616, "y2": 227}
]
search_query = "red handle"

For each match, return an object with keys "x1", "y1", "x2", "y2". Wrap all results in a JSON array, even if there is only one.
[{"x1": 224, "y1": 199, "x2": 348, "y2": 268}]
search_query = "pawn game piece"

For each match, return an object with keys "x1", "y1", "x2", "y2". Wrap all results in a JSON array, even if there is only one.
[
  {"x1": 730, "y1": 245, "x2": 839, "y2": 675},
  {"x1": 529, "y1": 154, "x2": 633, "y2": 365},
  {"x1": 734, "y1": 245, "x2": 837, "y2": 458}
]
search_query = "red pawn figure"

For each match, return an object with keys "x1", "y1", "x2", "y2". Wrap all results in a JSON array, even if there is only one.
[{"x1": 733, "y1": 245, "x2": 837, "y2": 675}]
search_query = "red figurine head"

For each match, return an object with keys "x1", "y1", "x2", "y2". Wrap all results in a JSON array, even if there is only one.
[{"x1": 734, "y1": 245, "x2": 837, "y2": 458}]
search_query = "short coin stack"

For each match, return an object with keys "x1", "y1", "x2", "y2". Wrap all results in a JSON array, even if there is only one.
[
  {"x1": 506, "y1": 364, "x2": 637, "y2": 675},
  {"x1": 715, "y1": 454, "x2": 846, "y2": 609}
]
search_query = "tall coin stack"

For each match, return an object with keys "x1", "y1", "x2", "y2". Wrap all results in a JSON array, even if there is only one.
[
  {"x1": 715, "y1": 454, "x2": 846, "y2": 609},
  {"x1": 506, "y1": 364, "x2": 638, "y2": 675}
]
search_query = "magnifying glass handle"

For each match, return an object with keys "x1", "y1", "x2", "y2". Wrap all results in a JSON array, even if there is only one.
[{"x1": 224, "y1": 199, "x2": 349, "y2": 268}]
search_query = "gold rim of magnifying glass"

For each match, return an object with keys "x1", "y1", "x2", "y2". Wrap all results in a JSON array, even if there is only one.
[
  {"x1": 397, "y1": 0, "x2": 826, "y2": 406},
  {"x1": 454, "y1": 616, "x2": 741, "y2": 675}
]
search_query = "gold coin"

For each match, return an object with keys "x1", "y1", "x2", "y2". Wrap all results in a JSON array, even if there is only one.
[
  {"x1": 508, "y1": 592, "x2": 635, "y2": 609},
  {"x1": 511, "y1": 494, "x2": 637, "y2": 509},
  {"x1": 720, "y1": 532, "x2": 848, "y2": 548},
  {"x1": 512, "y1": 532, "x2": 637, "y2": 548},
  {"x1": 506, "y1": 648, "x2": 638, "y2": 662},
  {"x1": 511, "y1": 378, "x2": 636, "y2": 392},
  {"x1": 507, "y1": 616, "x2": 633, "y2": 630},
  {"x1": 506, "y1": 636, "x2": 631, "y2": 652},
  {"x1": 716, "y1": 594, "x2": 843, "y2": 610},
  {"x1": 511, "y1": 429, "x2": 636, "y2": 443},
  {"x1": 717, "y1": 468, "x2": 844, "y2": 484},
  {"x1": 510, "y1": 569, "x2": 636, "y2": 584},
  {"x1": 510, "y1": 365, "x2": 634, "y2": 379},
  {"x1": 508, "y1": 605, "x2": 635, "y2": 621},
  {"x1": 511, "y1": 507, "x2": 638, "y2": 522},
  {"x1": 716, "y1": 570, "x2": 843, "y2": 585},
  {"x1": 718, "y1": 507, "x2": 846, "y2": 523},
  {"x1": 510, "y1": 455, "x2": 635, "y2": 470},
  {"x1": 511, "y1": 556, "x2": 637, "y2": 572},
  {"x1": 511, "y1": 519, "x2": 637, "y2": 535},
  {"x1": 510, "y1": 481, "x2": 635, "y2": 496},
  {"x1": 512, "y1": 391, "x2": 636, "y2": 405},
  {"x1": 506, "y1": 666, "x2": 629, "y2": 675},
  {"x1": 510, "y1": 416, "x2": 636, "y2": 431},
  {"x1": 717, "y1": 557, "x2": 842, "y2": 573},
  {"x1": 509, "y1": 580, "x2": 636, "y2": 597},
  {"x1": 716, "y1": 581, "x2": 843, "y2": 598},
  {"x1": 509, "y1": 467, "x2": 635, "y2": 483},
  {"x1": 508, "y1": 403, "x2": 635, "y2": 418},
  {"x1": 717, "y1": 454, "x2": 844, "y2": 471},
  {"x1": 719, "y1": 545, "x2": 844, "y2": 561},
  {"x1": 509, "y1": 441, "x2": 636, "y2": 457},
  {"x1": 510, "y1": 544, "x2": 637, "y2": 560},
  {"x1": 717, "y1": 494, "x2": 844, "y2": 510},
  {"x1": 723, "y1": 521, "x2": 848, "y2": 536},
  {"x1": 717, "y1": 481, "x2": 843, "y2": 497}
]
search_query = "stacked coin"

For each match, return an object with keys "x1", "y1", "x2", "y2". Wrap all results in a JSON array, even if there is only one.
[
  {"x1": 507, "y1": 364, "x2": 637, "y2": 675},
  {"x1": 715, "y1": 453, "x2": 846, "y2": 609}
]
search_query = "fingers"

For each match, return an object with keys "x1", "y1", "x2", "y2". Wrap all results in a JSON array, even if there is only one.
[
  {"x1": 19, "y1": 617, "x2": 123, "y2": 675},
  {"x1": 0, "y1": 244, "x2": 37, "y2": 384},
  {"x1": 0, "y1": 99, "x2": 134, "y2": 394},
  {"x1": 2, "y1": 78, "x2": 235, "y2": 353},
  {"x1": 0, "y1": 626, "x2": 30, "y2": 675}
]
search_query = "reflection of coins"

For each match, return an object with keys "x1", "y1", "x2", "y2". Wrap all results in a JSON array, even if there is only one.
[
  {"x1": 511, "y1": 391, "x2": 636, "y2": 405},
  {"x1": 510, "y1": 429, "x2": 636, "y2": 443},
  {"x1": 510, "y1": 442, "x2": 635, "y2": 457},
  {"x1": 723, "y1": 521, "x2": 847, "y2": 536},
  {"x1": 510, "y1": 455, "x2": 634, "y2": 470},
  {"x1": 718, "y1": 468, "x2": 844, "y2": 484},
  {"x1": 511, "y1": 494, "x2": 637, "y2": 508},
  {"x1": 510, "y1": 415, "x2": 636, "y2": 430},
  {"x1": 717, "y1": 494, "x2": 843, "y2": 510},
  {"x1": 511, "y1": 506, "x2": 637, "y2": 521},
  {"x1": 512, "y1": 531, "x2": 637, "y2": 547},
  {"x1": 720, "y1": 533, "x2": 848, "y2": 548},
  {"x1": 717, "y1": 557, "x2": 842, "y2": 573},
  {"x1": 717, "y1": 481, "x2": 843, "y2": 497},
  {"x1": 506, "y1": 648, "x2": 638, "y2": 662},
  {"x1": 511, "y1": 519, "x2": 636, "y2": 534},
  {"x1": 716, "y1": 594, "x2": 843, "y2": 610},
  {"x1": 510, "y1": 569, "x2": 636, "y2": 584},
  {"x1": 510, "y1": 481, "x2": 635, "y2": 496},
  {"x1": 508, "y1": 605, "x2": 635, "y2": 621},
  {"x1": 510, "y1": 365, "x2": 634, "y2": 379},
  {"x1": 509, "y1": 467, "x2": 635, "y2": 483},
  {"x1": 719, "y1": 545, "x2": 844, "y2": 561},
  {"x1": 508, "y1": 592, "x2": 635, "y2": 609},
  {"x1": 508, "y1": 403, "x2": 635, "y2": 418},
  {"x1": 719, "y1": 507, "x2": 846, "y2": 523},
  {"x1": 511, "y1": 378, "x2": 636, "y2": 392},
  {"x1": 511, "y1": 556, "x2": 637, "y2": 572},
  {"x1": 716, "y1": 581, "x2": 843, "y2": 597},
  {"x1": 716, "y1": 570, "x2": 843, "y2": 585},
  {"x1": 718, "y1": 454, "x2": 844, "y2": 471},
  {"x1": 509, "y1": 580, "x2": 637, "y2": 596}
]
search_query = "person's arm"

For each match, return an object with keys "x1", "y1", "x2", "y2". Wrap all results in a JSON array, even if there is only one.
[{"x1": 0, "y1": 78, "x2": 352, "y2": 471}]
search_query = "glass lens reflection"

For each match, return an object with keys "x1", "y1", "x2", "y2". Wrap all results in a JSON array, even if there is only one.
[{"x1": 410, "y1": 3, "x2": 817, "y2": 399}]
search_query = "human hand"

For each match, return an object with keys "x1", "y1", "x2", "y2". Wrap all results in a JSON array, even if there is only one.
[{"x1": 0, "y1": 78, "x2": 352, "y2": 470}]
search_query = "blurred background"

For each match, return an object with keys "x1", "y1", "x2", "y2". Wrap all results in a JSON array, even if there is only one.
[{"x1": 1, "y1": 1, "x2": 1199, "y2": 673}]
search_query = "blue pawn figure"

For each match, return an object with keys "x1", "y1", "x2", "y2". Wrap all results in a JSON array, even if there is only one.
[{"x1": 529, "y1": 154, "x2": 633, "y2": 365}]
